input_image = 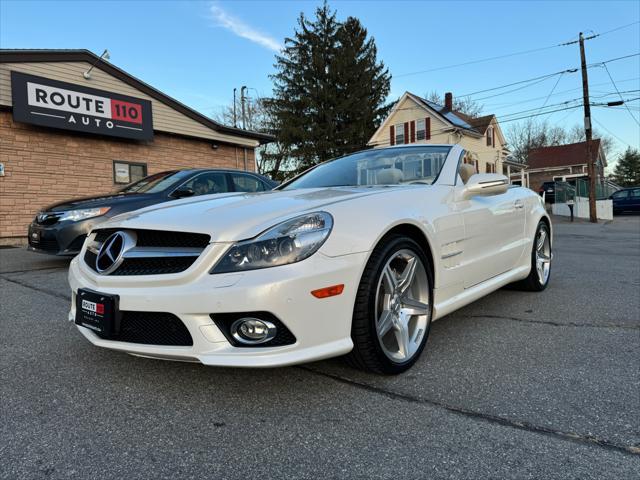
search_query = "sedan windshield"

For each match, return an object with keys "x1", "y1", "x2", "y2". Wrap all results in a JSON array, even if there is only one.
[
  {"x1": 119, "y1": 171, "x2": 192, "y2": 194},
  {"x1": 282, "y1": 146, "x2": 451, "y2": 190}
]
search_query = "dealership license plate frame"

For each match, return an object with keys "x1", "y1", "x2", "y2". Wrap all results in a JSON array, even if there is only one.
[{"x1": 75, "y1": 289, "x2": 121, "y2": 337}]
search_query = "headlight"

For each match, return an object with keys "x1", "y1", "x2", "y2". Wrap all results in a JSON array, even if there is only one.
[
  {"x1": 211, "y1": 212, "x2": 333, "y2": 274},
  {"x1": 58, "y1": 207, "x2": 111, "y2": 222}
]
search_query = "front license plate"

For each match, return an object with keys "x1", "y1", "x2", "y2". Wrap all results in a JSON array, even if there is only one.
[{"x1": 75, "y1": 289, "x2": 120, "y2": 337}]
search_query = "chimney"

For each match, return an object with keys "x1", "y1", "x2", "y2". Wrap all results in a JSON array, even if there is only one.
[{"x1": 444, "y1": 92, "x2": 453, "y2": 111}]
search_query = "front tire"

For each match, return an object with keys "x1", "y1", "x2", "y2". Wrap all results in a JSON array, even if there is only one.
[
  {"x1": 346, "y1": 235, "x2": 433, "y2": 374},
  {"x1": 514, "y1": 220, "x2": 551, "y2": 291}
]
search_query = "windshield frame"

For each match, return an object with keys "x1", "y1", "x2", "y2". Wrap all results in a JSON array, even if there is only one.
[{"x1": 278, "y1": 145, "x2": 452, "y2": 190}]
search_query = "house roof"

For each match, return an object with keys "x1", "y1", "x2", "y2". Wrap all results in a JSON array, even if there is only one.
[
  {"x1": 453, "y1": 112, "x2": 495, "y2": 134},
  {"x1": 528, "y1": 140, "x2": 603, "y2": 169},
  {"x1": 0, "y1": 49, "x2": 274, "y2": 144}
]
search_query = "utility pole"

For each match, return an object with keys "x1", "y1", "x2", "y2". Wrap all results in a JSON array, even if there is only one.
[
  {"x1": 233, "y1": 88, "x2": 237, "y2": 127},
  {"x1": 240, "y1": 85, "x2": 247, "y2": 130},
  {"x1": 578, "y1": 32, "x2": 598, "y2": 223}
]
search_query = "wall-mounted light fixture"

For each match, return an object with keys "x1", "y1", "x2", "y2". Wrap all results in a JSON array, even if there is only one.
[
  {"x1": 83, "y1": 49, "x2": 110, "y2": 80},
  {"x1": 211, "y1": 143, "x2": 219, "y2": 150}
]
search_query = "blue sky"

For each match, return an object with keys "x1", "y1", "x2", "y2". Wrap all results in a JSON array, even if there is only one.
[{"x1": 1, "y1": 0, "x2": 639, "y2": 161}]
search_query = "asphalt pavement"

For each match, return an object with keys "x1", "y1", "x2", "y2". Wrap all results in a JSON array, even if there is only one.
[{"x1": 1, "y1": 215, "x2": 639, "y2": 479}]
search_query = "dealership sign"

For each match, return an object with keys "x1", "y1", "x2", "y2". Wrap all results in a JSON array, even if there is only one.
[{"x1": 11, "y1": 71, "x2": 153, "y2": 141}]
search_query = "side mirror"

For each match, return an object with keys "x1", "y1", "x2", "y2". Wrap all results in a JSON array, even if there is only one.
[
  {"x1": 171, "y1": 187, "x2": 194, "y2": 199},
  {"x1": 461, "y1": 173, "x2": 509, "y2": 200}
]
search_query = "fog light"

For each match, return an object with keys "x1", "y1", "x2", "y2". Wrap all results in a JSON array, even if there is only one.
[{"x1": 230, "y1": 318, "x2": 277, "y2": 345}]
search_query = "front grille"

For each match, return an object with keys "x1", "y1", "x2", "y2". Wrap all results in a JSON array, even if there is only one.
[
  {"x1": 112, "y1": 257, "x2": 197, "y2": 275},
  {"x1": 211, "y1": 312, "x2": 297, "y2": 348},
  {"x1": 97, "y1": 311, "x2": 193, "y2": 346},
  {"x1": 94, "y1": 229, "x2": 209, "y2": 248},
  {"x1": 29, "y1": 236, "x2": 59, "y2": 252},
  {"x1": 84, "y1": 228, "x2": 210, "y2": 275}
]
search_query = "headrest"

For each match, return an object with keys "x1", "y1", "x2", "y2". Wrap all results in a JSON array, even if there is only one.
[{"x1": 376, "y1": 168, "x2": 404, "y2": 185}]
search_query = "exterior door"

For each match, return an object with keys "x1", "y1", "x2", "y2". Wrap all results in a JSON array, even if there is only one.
[{"x1": 459, "y1": 187, "x2": 526, "y2": 288}]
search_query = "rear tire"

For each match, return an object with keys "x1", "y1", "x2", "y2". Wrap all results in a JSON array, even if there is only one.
[
  {"x1": 346, "y1": 235, "x2": 433, "y2": 374},
  {"x1": 513, "y1": 220, "x2": 551, "y2": 292}
]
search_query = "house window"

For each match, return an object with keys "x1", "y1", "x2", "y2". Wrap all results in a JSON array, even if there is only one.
[
  {"x1": 416, "y1": 119, "x2": 426, "y2": 141},
  {"x1": 395, "y1": 123, "x2": 404, "y2": 144},
  {"x1": 486, "y1": 126, "x2": 494, "y2": 147},
  {"x1": 113, "y1": 161, "x2": 147, "y2": 184}
]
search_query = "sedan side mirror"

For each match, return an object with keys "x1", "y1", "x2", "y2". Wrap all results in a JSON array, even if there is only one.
[
  {"x1": 171, "y1": 187, "x2": 195, "y2": 199},
  {"x1": 461, "y1": 173, "x2": 509, "y2": 200}
]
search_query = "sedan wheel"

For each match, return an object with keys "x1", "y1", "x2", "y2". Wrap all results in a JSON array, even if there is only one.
[{"x1": 347, "y1": 235, "x2": 433, "y2": 374}]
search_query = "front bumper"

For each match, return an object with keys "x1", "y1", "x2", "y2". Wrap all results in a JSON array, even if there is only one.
[
  {"x1": 68, "y1": 247, "x2": 368, "y2": 367},
  {"x1": 28, "y1": 217, "x2": 104, "y2": 256}
]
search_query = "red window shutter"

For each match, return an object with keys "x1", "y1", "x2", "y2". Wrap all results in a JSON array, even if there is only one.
[
  {"x1": 410, "y1": 121, "x2": 416, "y2": 143},
  {"x1": 390, "y1": 125, "x2": 395, "y2": 146},
  {"x1": 404, "y1": 122, "x2": 409, "y2": 144},
  {"x1": 425, "y1": 117, "x2": 431, "y2": 140}
]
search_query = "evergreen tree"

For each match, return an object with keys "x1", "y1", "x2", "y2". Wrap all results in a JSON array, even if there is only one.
[
  {"x1": 612, "y1": 147, "x2": 640, "y2": 187},
  {"x1": 269, "y1": 2, "x2": 390, "y2": 173}
]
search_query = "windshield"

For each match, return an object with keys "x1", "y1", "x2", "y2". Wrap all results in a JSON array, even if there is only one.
[
  {"x1": 282, "y1": 146, "x2": 451, "y2": 190},
  {"x1": 119, "y1": 171, "x2": 192, "y2": 194}
]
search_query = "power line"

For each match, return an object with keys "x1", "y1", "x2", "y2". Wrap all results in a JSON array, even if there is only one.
[
  {"x1": 536, "y1": 72, "x2": 566, "y2": 114},
  {"x1": 459, "y1": 69, "x2": 577, "y2": 98},
  {"x1": 602, "y1": 63, "x2": 640, "y2": 127},
  {"x1": 587, "y1": 52, "x2": 640, "y2": 67},
  {"x1": 394, "y1": 22, "x2": 639, "y2": 78},
  {"x1": 484, "y1": 77, "x2": 640, "y2": 108},
  {"x1": 394, "y1": 44, "x2": 563, "y2": 78},
  {"x1": 593, "y1": 118, "x2": 635, "y2": 149}
]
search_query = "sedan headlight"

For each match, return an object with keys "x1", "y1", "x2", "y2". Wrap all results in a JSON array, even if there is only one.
[
  {"x1": 58, "y1": 207, "x2": 111, "y2": 222},
  {"x1": 211, "y1": 212, "x2": 333, "y2": 274}
]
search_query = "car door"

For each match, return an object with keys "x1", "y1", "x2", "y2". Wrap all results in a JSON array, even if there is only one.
[
  {"x1": 179, "y1": 172, "x2": 231, "y2": 197},
  {"x1": 458, "y1": 186, "x2": 526, "y2": 288},
  {"x1": 612, "y1": 190, "x2": 629, "y2": 211},
  {"x1": 229, "y1": 172, "x2": 268, "y2": 193},
  {"x1": 629, "y1": 189, "x2": 640, "y2": 212}
]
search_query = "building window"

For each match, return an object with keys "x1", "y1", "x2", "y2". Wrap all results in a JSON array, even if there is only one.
[
  {"x1": 486, "y1": 126, "x2": 494, "y2": 147},
  {"x1": 416, "y1": 119, "x2": 426, "y2": 141},
  {"x1": 395, "y1": 123, "x2": 404, "y2": 145},
  {"x1": 113, "y1": 161, "x2": 147, "y2": 184}
]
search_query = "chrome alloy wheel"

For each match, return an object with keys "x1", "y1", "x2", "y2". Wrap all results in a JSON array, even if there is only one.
[
  {"x1": 535, "y1": 225, "x2": 551, "y2": 286},
  {"x1": 374, "y1": 249, "x2": 430, "y2": 363}
]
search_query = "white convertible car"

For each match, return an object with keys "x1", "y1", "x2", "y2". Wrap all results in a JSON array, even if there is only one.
[{"x1": 68, "y1": 144, "x2": 551, "y2": 374}]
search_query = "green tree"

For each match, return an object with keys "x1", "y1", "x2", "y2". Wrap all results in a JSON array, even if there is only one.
[
  {"x1": 612, "y1": 147, "x2": 640, "y2": 187},
  {"x1": 269, "y1": 2, "x2": 391, "y2": 174}
]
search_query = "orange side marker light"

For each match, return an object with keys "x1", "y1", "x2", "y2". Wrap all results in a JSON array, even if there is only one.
[{"x1": 311, "y1": 284, "x2": 344, "y2": 299}]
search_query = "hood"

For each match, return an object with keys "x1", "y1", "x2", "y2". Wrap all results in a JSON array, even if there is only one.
[
  {"x1": 102, "y1": 186, "x2": 409, "y2": 242},
  {"x1": 44, "y1": 192, "x2": 157, "y2": 212}
]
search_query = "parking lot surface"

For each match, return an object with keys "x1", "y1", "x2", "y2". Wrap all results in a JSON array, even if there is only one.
[{"x1": 1, "y1": 215, "x2": 639, "y2": 479}]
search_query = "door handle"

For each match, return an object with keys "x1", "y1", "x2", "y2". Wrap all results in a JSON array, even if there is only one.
[{"x1": 514, "y1": 200, "x2": 524, "y2": 209}]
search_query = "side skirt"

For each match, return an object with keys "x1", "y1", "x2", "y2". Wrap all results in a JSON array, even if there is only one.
[{"x1": 432, "y1": 265, "x2": 530, "y2": 321}]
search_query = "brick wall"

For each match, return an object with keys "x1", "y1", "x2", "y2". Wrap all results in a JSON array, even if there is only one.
[{"x1": 0, "y1": 111, "x2": 255, "y2": 241}]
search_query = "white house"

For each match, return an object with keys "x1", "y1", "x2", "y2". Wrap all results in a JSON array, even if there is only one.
[{"x1": 368, "y1": 92, "x2": 509, "y2": 175}]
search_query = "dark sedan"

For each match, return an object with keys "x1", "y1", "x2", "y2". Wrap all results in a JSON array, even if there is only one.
[
  {"x1": 28, "y1": 169, "x2": 277, "y2": 255},
  {"x1": 611, "y1": 187, "x2": 640, "y2": 214}
]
